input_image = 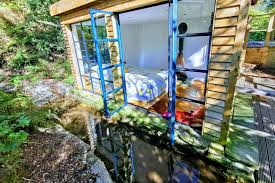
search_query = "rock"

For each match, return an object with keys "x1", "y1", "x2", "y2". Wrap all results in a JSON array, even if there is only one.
[
  {"x1": 174, "y1": 123, "x2": 209, "y2": 153},
  {"x1": 86, "y1": 152, "x2": 113, "y2": 183},
  {"x1": 0, "y1": 82, "x2": 16, "y2": 92},
  {"x1": 22, "y1": 79, "x2": 72, "y2": 106}
]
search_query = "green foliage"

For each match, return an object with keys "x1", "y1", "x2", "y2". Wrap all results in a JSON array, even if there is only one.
[
  {"x1": 9, "y1": 59, "x2": 73, "y2": 87},
  {"x1": 0, "y1": 90, "x2": 55, "y2": 181},
  {"x1": 248, "y1": 0, "x2": 274, "y2": 41},
  {"x1": 0, "y1": 90, "x2": 31, "y2": 182},
  {"x1": 0, "y1": 0, "x2": 65, "y2": 70}
]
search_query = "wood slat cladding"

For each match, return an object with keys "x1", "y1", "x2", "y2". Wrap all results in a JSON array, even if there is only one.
[{"x1": 203, "y1": 0, "x2": 251, "y2": 144}]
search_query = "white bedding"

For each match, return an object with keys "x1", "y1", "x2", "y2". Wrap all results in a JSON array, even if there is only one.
[
  {"x1": 88, "y1": 64, "x2": 206, "y2": 103},
  {"x1": 89, "y1": 64, "x2": 168, "y2": 102}
]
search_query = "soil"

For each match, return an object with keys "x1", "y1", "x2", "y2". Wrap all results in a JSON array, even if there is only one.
[{"x1": 21, "y1": 131, "x2": 96, "y2": 183}]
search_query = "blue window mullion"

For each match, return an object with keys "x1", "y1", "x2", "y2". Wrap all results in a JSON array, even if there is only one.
[{"x1": 170, "y1": 0, "x2": 178, "y2": 146}]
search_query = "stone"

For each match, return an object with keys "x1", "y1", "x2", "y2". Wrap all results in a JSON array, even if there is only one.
[
  {"x1": 207, "y1": 153, "x2": 232, "y2": 168},
  {"x1": 175, "y1": 123, "x2": 209, "y2": 152}
]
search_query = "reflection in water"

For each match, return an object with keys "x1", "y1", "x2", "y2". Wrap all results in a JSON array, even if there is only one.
[{"x1": 94, "y1": 122, "x2": 225, "y2": 183}]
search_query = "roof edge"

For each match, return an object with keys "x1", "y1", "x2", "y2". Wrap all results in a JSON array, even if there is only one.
[{"x1": 50, "y1": 0, "x2": 98, "y2": 16}]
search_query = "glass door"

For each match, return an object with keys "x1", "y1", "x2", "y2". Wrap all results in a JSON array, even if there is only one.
[{"x1": 90, "y1": 9, "x2": 128, "y2": 117}]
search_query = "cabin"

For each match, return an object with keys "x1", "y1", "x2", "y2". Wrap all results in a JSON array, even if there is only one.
[{"x1": 49, "y1": 0, "x2": 258, "y2": 146}]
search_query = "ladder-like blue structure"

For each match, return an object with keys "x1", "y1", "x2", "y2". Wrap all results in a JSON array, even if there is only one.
[{"x1": 90, "y1": 9, "x2": 128, "y2": 117}]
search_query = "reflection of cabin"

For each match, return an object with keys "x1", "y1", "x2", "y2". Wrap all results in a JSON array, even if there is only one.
[
  {"x1": 50, "y1": 0, "x2": 258, "y2": 145},
  {"x1": 243, "y1": 13, "x2": 275, "y2": 67}
]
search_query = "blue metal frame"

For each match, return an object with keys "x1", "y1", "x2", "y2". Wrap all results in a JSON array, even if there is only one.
[
  {"x1": 168, "y1": 0, "x2": 178, "y2": 146},
  {"x1": 90, "y1": 9, "x2": 128, "y2": 117}
]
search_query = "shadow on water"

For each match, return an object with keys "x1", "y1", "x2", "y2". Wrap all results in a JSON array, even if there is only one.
[{"x1": 93, "y1": 122, "x2": 226, "y2": 183}]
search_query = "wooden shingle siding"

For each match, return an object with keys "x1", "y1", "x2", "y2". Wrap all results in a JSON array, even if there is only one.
[
  {"x1": 209, "y1": 70, "x2": 230, "y2": 78},
  {"x1": 208, "y1": 84, "x2": 228, "y2": 93},
  {"x1": 213, "y1": 27, "x2": 237, "y2": 37},
  {"x1": 203, "y1": 0, "x2": 251, "y2": 144},
  {"x1": 212, "y1": 46, "x2": 234, "y2": 54},
  {"x1": 206, "y1": 104, "x2": 224, "y2": 114},
  {"x1": 208, "y1": 77, "x2": 229, "y2": 86},
  {"x1": 214, "y1": 17, "x2": 238, "y2": 27},
  {"x1": 212, "y1": 37, "x2": 235, "y2": 45},
  {"x1": 207, "y1": 91, "x2": 226, "y2": 100},
  {"x1": 216, "y1": 0, "x2": 240, "y2": 8},
  {"x1": 216, "y1": 6, "x2": 240, "y2": 19},
  {"x1": 209, "y1": 62, "x2": 231, "y2": 70}
]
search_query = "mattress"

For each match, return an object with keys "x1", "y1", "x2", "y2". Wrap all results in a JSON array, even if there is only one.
[
  {"x1": 126, "y1": 65, "x2": 167, "y2": 102},
  {"x1": 89, "y1": 64, "x2": 168, "y2": 102}
]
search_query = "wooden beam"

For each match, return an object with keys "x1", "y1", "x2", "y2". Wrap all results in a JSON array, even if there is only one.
[
  {"x1": 50, "y1": 0, "x2": 98, "y2": 16},
  {"x1": 265, "y1": 14, "x2": 275, "y2": 47},
  {"x1": 60, "y1": 0, "x2": 166, "y2": 25}
]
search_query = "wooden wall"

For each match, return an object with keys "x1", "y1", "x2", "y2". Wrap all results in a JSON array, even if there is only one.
[
  {"x1": 244, "y1": 46, "x2": 275, "y2": 67},
  {"x1": 244, "y1": 47, "x2": 269, "y2": 65},
  {"x1": 203, "y1": 0, "x2": 251, "y2": 144}
]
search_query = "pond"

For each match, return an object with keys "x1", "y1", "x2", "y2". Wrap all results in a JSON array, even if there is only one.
[{"x1": 93, "y1": 122, "x2": 226, "y2": 183}]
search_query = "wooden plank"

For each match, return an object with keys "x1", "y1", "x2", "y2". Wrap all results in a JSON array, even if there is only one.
[
  {"x1": 217, "y1": 0, "x2": 240, "y2": 8},
  {"x1": 206, "y1": 104, "x2": 224, "y2": 114},
  {"x1": 213, "y1": 27, "x2": 237, "y2": 37},
  {"x1": 206, "y1": 98, "x2": 225, "y2": 107},
  {"x1": 214, "y1": 17, "x2": 238, "y2": 28},
  {"x1": 216, "y1": 6, "x2": 240, "y2": 19},
  {"x1": 211, "y1": 54, "x2": 233, "y2": 62},
  {"x1": 209, "y1": 62, "x2": 231, "y2": 70},
  {"x1": 212, "y1": 37, "x2": 235, "y2": 45},
  {"x1": 254, "y1": 100, "x2": 273, "y2": 183},
  {"x1": 212, "y1": 45, "x2": 234, "y2": 54},
  {"x1": 218, "y1": 0, "x2": 250, "y2": 144},
  {"x1": 50, "y1": 0, "x2": 98, "y2": 16},
  {"x1": 207, "y1": 91, "x2": 226, "y2": 100},
  {"x1": 60, "y1": 0, "x2": 167, "y2": 24},
  {"x1": 267, "y1": 139, "x2": 275, "y2": 181},
  {"x1": 204, "y1": 116, "x2": 223, "y2": 126},
  {"x1": 203, "y1": 127, "x2": 221, "y2": 138},
  {"x1": 257, "y1": 138, "x2": 272, "y2": 183},
  {"x1": 208, "y1": 77, "x2": 229, "y2": 86},
  {"x1": 205, "y1": 111, "x2": 224, "y2": 121},
  {"x1": 208, "y1": 70, "x2": 230, "y2": 78},
  {"x1": 204, "y1": 122, "x2": 222, "y2": 132},
  {"x1": 208, "y1": 84, "x2": 228, "y2": 93}
]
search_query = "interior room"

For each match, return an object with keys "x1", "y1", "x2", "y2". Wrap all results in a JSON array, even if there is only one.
[
  {"x1": 71, "y1": 0, "x2": 215, "y2": 128},
  {"x1": 118, "y1": 1, "x2": 215, "y2": 128}
]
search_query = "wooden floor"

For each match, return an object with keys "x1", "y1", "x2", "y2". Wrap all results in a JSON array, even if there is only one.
[
  {"x1": 253, "y1": 96, "x2": 275, "y2": 183},
  {"x1": 237, "y1": 75, "x2": 275, "y2": 96}
]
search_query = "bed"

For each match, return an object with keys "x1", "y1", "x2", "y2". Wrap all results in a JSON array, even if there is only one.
[
  {"x1": 85, "y1": 64, "x2": 168, "y2": 103},
  {"x1": 84, "y1": 64, "x2": 206, "y2": 107}
]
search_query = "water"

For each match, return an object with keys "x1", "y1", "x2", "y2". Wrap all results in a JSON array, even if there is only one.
[{"x1": 93, "y1": 122, "x2": 226, "y2": 183}]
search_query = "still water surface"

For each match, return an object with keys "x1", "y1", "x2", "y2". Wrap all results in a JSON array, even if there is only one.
[{"x1": 94, "y1": 122, "x2": 226, "y2": 183}]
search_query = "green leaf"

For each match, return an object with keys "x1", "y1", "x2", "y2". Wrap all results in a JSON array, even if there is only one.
[{"x1": 17, "y1": 116, "x2": 31, "y2": 127}]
